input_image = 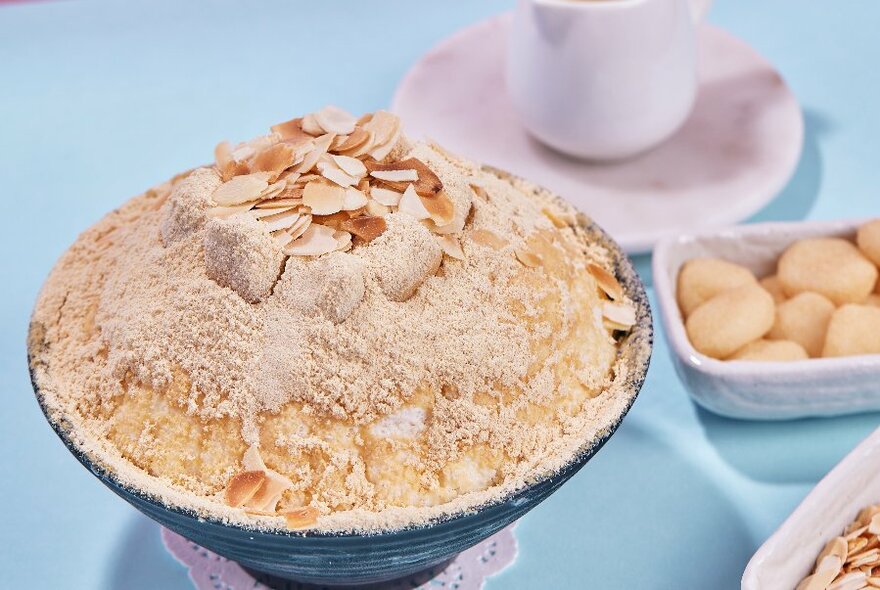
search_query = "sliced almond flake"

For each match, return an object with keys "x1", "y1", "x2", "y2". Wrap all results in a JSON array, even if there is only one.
[
  {"x1": 314, "y1": 105, "x2": 357, "y2": 135},
  {"x1": 259, "y1": 181, "x2": 286, "y2": 201},
  {"x1": 231, "y1": 143, "x2": 256, "y2": 162},
  {"x1": 869, "y1": 515, "x2": 880, "y2": 536},
  {"x1": 312, "y1": 211, "x2": 351, "y2": 230},
  {"x1": 514, "y1": 248, "x2": 542, "y2": 268},
  {"x1": 261, "y1": 210, "x2": 302, "y2": 233},
  {"x1": 851, "y1": 537, "x2": 870, "y2": 554},
  {"x1": 363, "y1": 110, "x2": 399, "y2": 147},
  {"x1": 342, "y1": 188, "x2": 368, "y2": 211},
  {"x1": 318, "y1": 161, "x2": 359, "y2": 187},
  {"x1": 303, "y1": 180, "x2": 345, "y2": 215},
  {"x1": 301, "y1": 114, "x2": 324, "y2": 135},
  {"x1": 799, "y1": 555, "x2": 845, "y2": 590},
  {"x1": 283, "y1": 506, "x2": 319, "y2": 529},
  {"x1": 588, "y1": 263, "x2": 624, "y2": 301},
  {"x1": 252, "y1": 143, "x2": 297, "y2": 179},
  {"x1": 436, "y1": 235, "x2": 465, "y2": 260},
  {"x1": 240, "y1": 445, "x2": 294, "y2": 512},
  {"x1": 251, "y1": 206, "x2": 296, "y2": 220},
  {"x1": 219, "y1": 159, "x2": 251, "y2": 181},
  {"x1": 279, "y1": 170, "x2": 301, "y2": 185},
  {"x1": 420, "y1": 191, "x2": 455, "y2": 226},
  {"x1": 365, "y1": 200, "x2": 391, "y2": 217},
  {"x1": 370, "y1": 187, "x2": 404, "y2": 207},
  {"x1": 214, "y1": 141, "x2": 233, "y2": 169},
  {"x1": 847, "y1": 526, "x2": 870, "y2": 540},
  {"x1": 470, "y1": 183, "x2": 490, "y2": 202},
  {"x1": 603, "y1": 301, "x2": 636, "y2": 329},
  {"x1": 334, "y1": 229, "x2": 352, "y2": 252},
  {"x1": 287, "y1": 214, "x2": 312, "y2": 240},
  {"x1": 294, "y1": 133, "x2": 336, "y2": 174},
  {"x1": 272, "y1": 229, "x2": 294, "y2": 249},
  {"x1": 334, "y1": 127, "x2": 369, "y2": 153},
  {"x1": 370, "y1": 169, "x2": 419, "y2": 183},
  {"x1": 369, "y1": 125, "x2": 401, "y2": 161},
  {"x1": 542, "y1": 207, "x2": 576, "y2": 229},
  {"x1": 256, "y1": 197, "x2": 303, "y2": 209},
  {"x1": 340, "y1": 215, "x2": 386, "y2": 243},
  {"x1": 819, "y1": 537, "x2": 850, "y2": 565},
  {"x1": 471, "y1": 229, "x2": 508, "y2": 250},
  {"x1": 270, "y1": 117, "x2": 313, "y2": 143},
  {"x1": 274, "y1": 185, "x2": 305, "y2": 202},
  {"x1": 207, "y1": 201, "x2": 258, "y2": 219},
  {"x1": 224, "y1": 471, "x2": 267, "y2": 508},
  {"x1": 339, "y1": 129, "x2": 375, "y2": 158},
  {"x1": 397, "y1": 184, "x2": 431, "y2": 220},
  {"x1": 284, "y1": 223, "x2": 340, "y2": 256},
  {"x1": 829, "y1": 572, "x2": 868, "y2": 590},
  {"x1": 211, "y1": 173, "x2": 271, "y2": 206},
  {"x1": 331, "y1": 154, "x2": 367, "y2": 177},
  {"x1": 799, "y1": 567, "x2": 844, "y2": 590},
  {"x1": 391, "y1": 158, "x2": 442, "y2": 196}
]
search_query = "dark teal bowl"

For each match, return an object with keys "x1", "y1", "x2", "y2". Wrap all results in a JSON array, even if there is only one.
[{"x1": 29, "y1": 172, "x2": 652, "y2": 587}]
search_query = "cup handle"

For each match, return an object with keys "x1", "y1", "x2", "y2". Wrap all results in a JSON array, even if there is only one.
[{"x1": 689, "y1": 0, "x2": 712, "y2": 22}]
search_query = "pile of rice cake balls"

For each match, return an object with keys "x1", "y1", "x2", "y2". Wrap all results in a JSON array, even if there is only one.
[{"x1": 677, "y1": 220, "x2": 880, "y2": 361}]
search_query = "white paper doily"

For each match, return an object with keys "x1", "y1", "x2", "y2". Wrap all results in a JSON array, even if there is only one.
[
  {"x1": 162, "y1": 524, "x2": 518, "y2": 590},
  {"x1": 392, "y1": 14, "x2": 803, "y2": 254}
]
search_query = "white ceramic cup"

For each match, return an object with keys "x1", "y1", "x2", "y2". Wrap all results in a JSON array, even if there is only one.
[{"x1": 507, "y1": 0, "x2": 712, "y2": 160}]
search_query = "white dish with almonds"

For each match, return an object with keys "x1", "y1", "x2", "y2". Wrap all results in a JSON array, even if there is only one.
[
  {"x1": 653, "y1": 219, "x2": 880, "y2": 420},
  {"x1": 742, "y1": 426, "x2": 880, "y2": 590}
]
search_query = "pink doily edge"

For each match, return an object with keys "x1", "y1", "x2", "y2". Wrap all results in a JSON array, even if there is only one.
[{"x1": 162, "y1": 523, "x2": 518, "y2": 590}]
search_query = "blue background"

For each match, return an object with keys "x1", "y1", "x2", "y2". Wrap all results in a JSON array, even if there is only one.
[{"x1": 2, "y1": 1, "x2": 879, "y2": 588}]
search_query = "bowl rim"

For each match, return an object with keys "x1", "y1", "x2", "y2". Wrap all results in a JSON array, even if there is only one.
[
  {"x1": 652, "y1": 217, "x2": 880, "y2": 380},
  {"x1": 27, "y1": 166, "x2": 653, "y2": 539}
]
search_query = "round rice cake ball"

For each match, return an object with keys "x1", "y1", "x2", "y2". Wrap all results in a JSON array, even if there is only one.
[
  {"x1": 864, "y1": 294, "x2": 880, "y2": 308},
  {"x1": 676, "y1": 257, "x2": 757, "y2": 317},
  {"x1": 760, "y1": 275, "x2": 787, "y2": 304},
  {"x1": 822, "y1": 304, "x2": 880, "y2": 357},
  {"x1": 767, "y1": 291, "x2": 836, "y2": 357},
  {"x1": 778, "y1": 238, "x2": 878, "y2": 305},
  {"x1": 857, "y1": 219, "x2": 880, "y2": 267},
  {"x1": 730, "y1": 339, "x2": 808, "y2": 361},
  {"x1": 685, "y1": 283, "x2": 775, "y2": 359}
]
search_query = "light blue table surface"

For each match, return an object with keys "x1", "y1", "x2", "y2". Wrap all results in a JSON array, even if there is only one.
[{"x1": 2, "y1": 1, "x2": 879, "y2": 588}]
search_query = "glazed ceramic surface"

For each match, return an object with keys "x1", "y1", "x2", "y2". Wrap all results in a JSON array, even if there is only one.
[
  {"x1": 392, "y1": 15, "x2": 803, "y2": 254},
  {"x1": 29, "y1": 173, "x2": 653, "y2": 587},
  {"x1": 742, "y1": 426, "x2": 880, "y2": 589},
  {"x1": 653, "y1": 219, "x2": 880, "y2": 420},
  {"x1": 508, "y1": 0, "x2": 707, "y2": 160}
]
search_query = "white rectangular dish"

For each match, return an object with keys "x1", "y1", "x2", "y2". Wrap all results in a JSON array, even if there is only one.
[
  {"x1": 742, "y1": 426, "x2": 880, "y2": 589},
  {"x1": 652, "y1": 219, "x2": 880, "y2": 420}
]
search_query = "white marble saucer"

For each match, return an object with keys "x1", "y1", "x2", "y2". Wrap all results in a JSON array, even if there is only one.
[{"x1": 392, "y1": 14, "x2": 804, "y2": 254}]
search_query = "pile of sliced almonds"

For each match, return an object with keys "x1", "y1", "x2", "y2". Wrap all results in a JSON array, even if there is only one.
[
  {"x1": 205, "y1": 106, "x2": 634, "y2": 334},
  {"x1": 798, "y1": 504, "x2": 880, "y2": 590},
  {"x1": 207, "y1": 106, "x2": 458, "y2": 257},
  {"x1": 223, "y1": 445, "x2": 319, "y2": 529},
  {"x1": 588, "y1": 263, "x2": 636, "y2": 331}
]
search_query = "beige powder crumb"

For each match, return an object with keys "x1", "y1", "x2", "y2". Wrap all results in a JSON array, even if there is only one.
[
  {"x1": 363, "y1": 214, "x2": 442, "y2": 302},
  {"x1": 29, "y1": 118, "x2": 646, "y2": 534},
  {"x1": 160, "y1": 168, "x2": 221, "y2": 245},
  {"x1": 276, "y1": 252, "x2": 365, "y2": 324},
  {"x1": 203, "y1": 215, "x2": 285, "y2": 303}
]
